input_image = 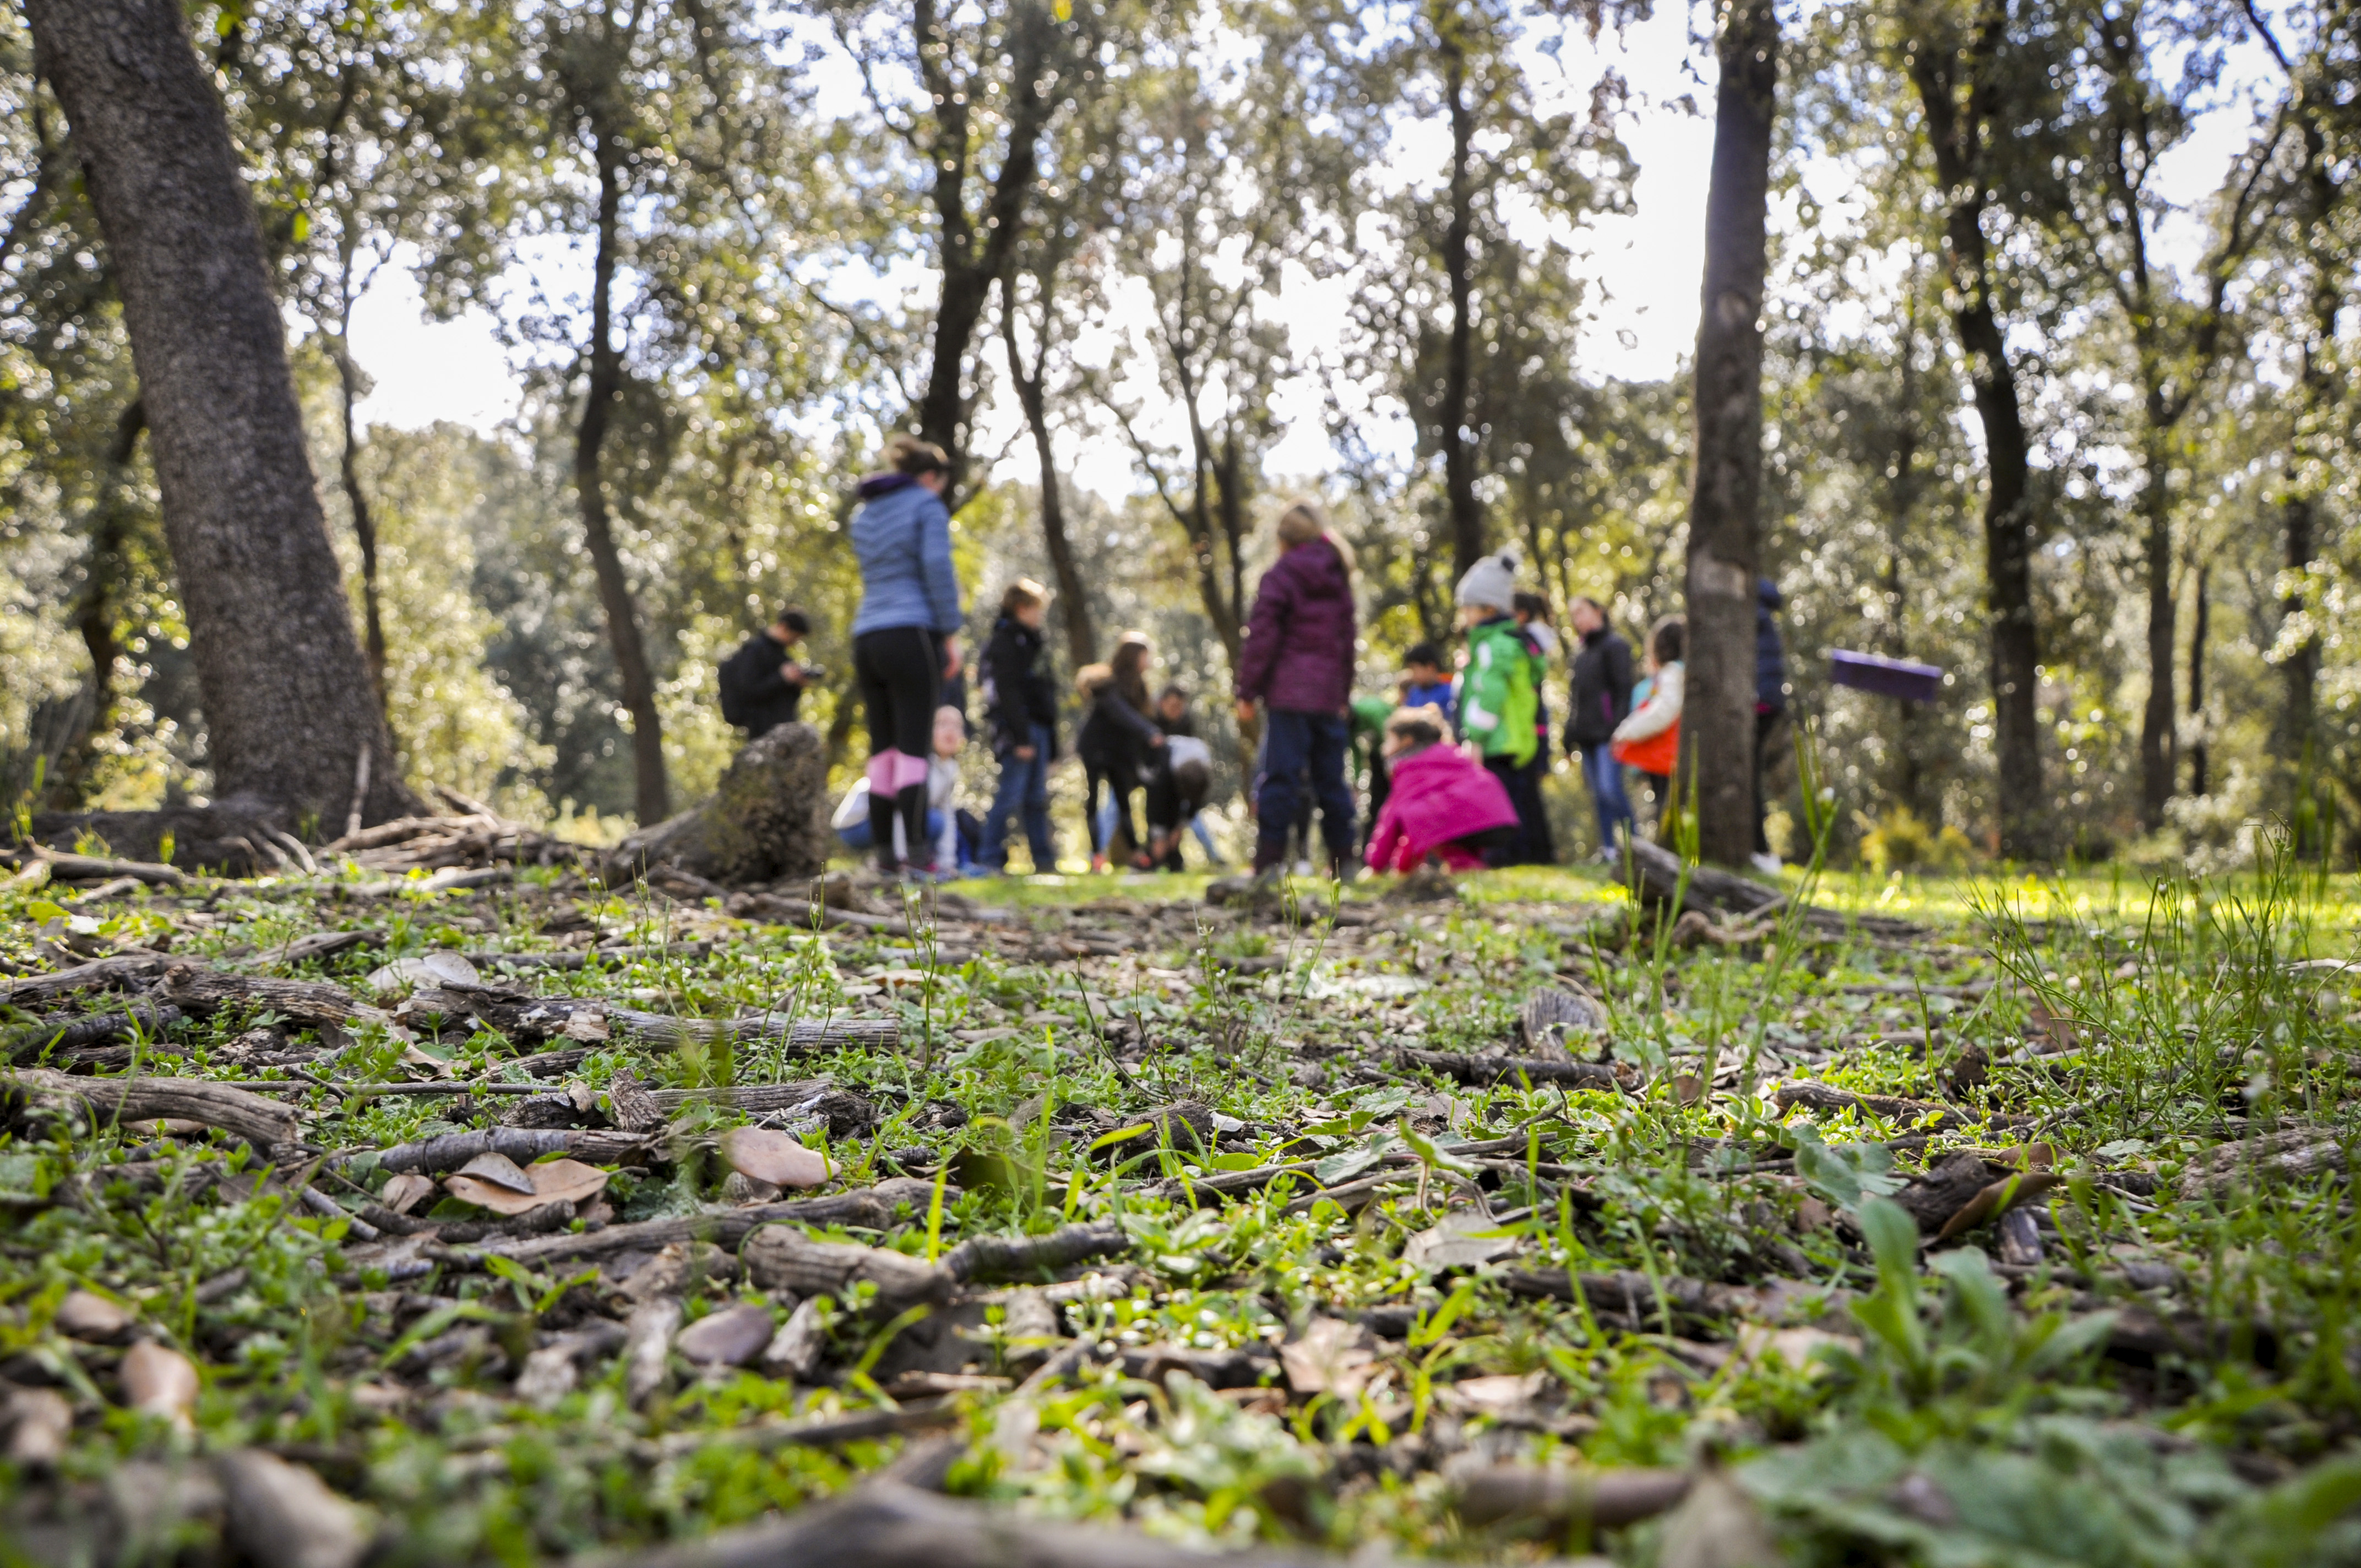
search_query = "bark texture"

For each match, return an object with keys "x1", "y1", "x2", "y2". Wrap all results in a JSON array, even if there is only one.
[
  {"x1": 1679, "y1": 0, "x2": 1779, "y2": 867},
  {"x1": 610, "y1": 722, "x2": 831, "y2": 886},
  {"x1": 23, "y1": 0, "x2": 412, "y2": 829}
]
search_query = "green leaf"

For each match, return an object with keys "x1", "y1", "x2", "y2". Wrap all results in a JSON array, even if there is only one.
[{"x1": 1792, "y1": 1124, "x2": 1904, "y2": 1212}]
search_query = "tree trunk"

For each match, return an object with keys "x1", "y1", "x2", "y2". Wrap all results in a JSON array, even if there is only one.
[
  {"x1": 2280, "y1": 489, "x2": 2319, "y2": 843},
  {"x1": 576, "y1": 139, "x2": 669, "y2": 827},
  {"x1": 54, "y1": 398, "x2": 148, "y2": 805},
  {"x1": 334, "y1": 334, "x2": 388, "y2": 711},
  {"x1": 1906, "y1": 32, "x2": 2042, "y2": 858},
  {"x1": 2136, "y1": 434, "x2": 2175, "y2": 829},
  {"x1": 1884, "y1": 290, "x2": 1926, "y2": 821},
  {"x1": 1677, "y1": 0, "x2": 1778, "y2": 868},
  {"x1": 999, "y1": 290, "x2": 1095, "y2": 667},
  {"x1": 2186, "y1": 561, "x2": 2208, "y2": 798},
  {"x1": 1437, "y1": 24, "x2": 1484, "y2": 585},
  {"x1": 910, "y1": 0, "x2": 1056, "y2": 503},
  {"x1": 24, "y1": 0, "x2": 412, "y2": 830}
]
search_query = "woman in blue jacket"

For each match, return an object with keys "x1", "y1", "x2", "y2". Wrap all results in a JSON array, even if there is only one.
[{"x1": 850, "y1": 434, "x2": 964, "y2": 874}]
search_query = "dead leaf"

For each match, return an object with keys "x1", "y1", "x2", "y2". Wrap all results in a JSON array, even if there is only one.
[
  {"x1": 446, "y1": 1157, "x2": 608, "y2": 1216},
  {"x1": 1280, "y1": 1316, "x2": 1376, "y2": 1398},
  {"x1": 676, "y1": 1302, "x2": 777, "y2": 1367},
  {"x1": 1733, "y1": 1322, "x2": 1846, "y2": 1374},
  {"x1": 2026, "y1": 998, "x2": 2075, "y2": 1054},
  {"x1": 122, "y1": 1341, "x2": 199, "y2": 1427},
  {"x1": 4, "y1": 1386, "x2": 72, "y2": 1466},
  {"x1": 365, "y1": 951, "x2": 480, "y2": 993},
  {"x1": 562, "y1": 1008, "x2": 610, "y2": 1042},
  {"x1": 56, "y1": 1289, "x2": 133, "y2": 1342},
  {"x1": 1935, "y1": 1168, "x2": 2062, "y2": 1243},
  {"x1": 1441, "y1": 1371, "x2": 1545, "y2": 1416},
  {"x1": 452, "y1": 1151, "x2": 536, "y2": 1194},
  {"x1": 378, "y1": 1173, "x2": 435, "y2": 1215},
  {"x1": 720, "y1": 1126, "x2": 832, "y2": 1190},
  {"x1": 1405, "y1": 1209, "x2": 1518, "y2": 1270},
  {"x1": 1657, "y1": 1469, "x2": 1776, "y2": 1568}
]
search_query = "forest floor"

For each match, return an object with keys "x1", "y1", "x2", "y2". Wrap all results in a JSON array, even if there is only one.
[{"x1": 3, "y1": 846, "x2": 2359, "y2": 1567}]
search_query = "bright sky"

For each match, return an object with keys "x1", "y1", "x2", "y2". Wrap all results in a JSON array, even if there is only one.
[{"x1": 346, "y1": 4, "x2": 2280, "y2": 498}]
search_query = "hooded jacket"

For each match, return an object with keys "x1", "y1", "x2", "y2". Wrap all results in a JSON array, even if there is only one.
[
  {"x1": 1235, "y1": 535, "x2": 1356, "y2": 714},
  {"x1": 979, "y1": 613, "x2": 1059, "y2": 758},
  {"x1": 850, "y1": 473, "x2": 962, "y2": 638},
  {"x1": 1364, "y1": 743, "x2": 1520, "y2": 874},
  {"x1": 1564, "y1": 624, "x2": 1635, "y2": 748},
  {"x1": 1457, "y1": 614, "x2": 1541, "y2": 765}
]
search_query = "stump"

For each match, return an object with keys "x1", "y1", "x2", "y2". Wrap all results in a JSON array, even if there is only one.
[{"x1": 610, "y1": 723, "x2": 830, "y2": 887}]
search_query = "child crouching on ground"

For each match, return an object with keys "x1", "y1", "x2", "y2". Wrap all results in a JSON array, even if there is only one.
[
  {"x1": 1136, "y1": 686, "x2": 1223, "y2": 869},
  {"x1": 1363, "y1": 705, "x2": 1521, "y2": 874}
]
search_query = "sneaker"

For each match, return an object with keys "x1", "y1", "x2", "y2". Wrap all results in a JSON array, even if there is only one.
[{"x1": 1750, "y1": 852, "x2": 1782, "y2": 875}]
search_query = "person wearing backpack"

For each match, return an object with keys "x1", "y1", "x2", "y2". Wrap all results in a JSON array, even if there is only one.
[
  {"x1": 1611, "y1": 615, "x2": 1685, "y2": 830},
  {"x1": 717, "y1": 606, "x2": 815, "y2": 738}
]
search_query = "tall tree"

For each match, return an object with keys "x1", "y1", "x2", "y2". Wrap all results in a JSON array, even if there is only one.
[
  {"x1": 1901, "y1": 0, "x2": 2059, "y2": 858},
  {"x1": 2243, "y1": 0, "x2": 2355, "y2": 851},
  {"x1": 822, "y1": 0, "x2": 1092, "y2": 499},
  {"x1": 1679, "y1": 0, "x2": 1780, "y2": 867},
  {"x1": 2065, "y1": 1, "x2": 2283, "y2": 831},
  {"x1": 22, "y1": 0, "x2": 410, "y2": 828}
]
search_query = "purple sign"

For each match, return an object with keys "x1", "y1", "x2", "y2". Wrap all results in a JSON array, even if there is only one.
[{"x1": 1830, "y1": 649, "x2": 1943, "y2": 704}]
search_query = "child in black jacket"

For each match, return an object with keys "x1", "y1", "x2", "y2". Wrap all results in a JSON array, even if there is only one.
[{"x1": 976, "y1": 580, "x2": 1060, "y2": 873}]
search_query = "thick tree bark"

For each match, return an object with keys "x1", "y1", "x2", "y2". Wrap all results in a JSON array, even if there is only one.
[
  {"x1": 1906, "y1": 21, "x2": 2042, "y2": 858},
  {"x1": 1436, "y1": 22, "x2": 1484, "y2": 585},
  {"x1": 998, "y1": 287, "x2": 1096, "y2": 667},
  {"x1": 1678, "y1": 0, "x2": 1778, "y2": 867},
  {"x1": 23, "y1": 0, "x2": 412, "y2": 830},
  {"x1": 576, "y1": 139, "x2": 669, "y2": 827}
]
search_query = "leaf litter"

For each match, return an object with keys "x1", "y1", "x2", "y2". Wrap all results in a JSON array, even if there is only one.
[{"x1": 0, "y1": 836, "x2": 2358, "y2": 1564}]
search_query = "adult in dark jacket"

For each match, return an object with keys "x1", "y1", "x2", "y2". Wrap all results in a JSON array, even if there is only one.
[
  {"x1": 1562, "y1": 596, "x2": 1635, "y2": 856},
  {"x1": 1077, "y1": 632, "x2": 1165, "y2": 872},
  {"x1": 717, "y1": 607, "x2": 813, "y2": 738},
  {"x1": 1752, "y1": 578, "x2": 1788, "y2": 868},
  {"x1": 849, "y1": 433, "x2": 963, "y2": 874},
  {"x1": 977, "y1": 579, "x2": 1060, "y2": 872},
  {"x1": 1233, "y1": 499, "x2": 1358, "y2": 876}
]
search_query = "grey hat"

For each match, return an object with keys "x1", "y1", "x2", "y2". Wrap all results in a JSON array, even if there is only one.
[{"x1": 1455, "y1": 548, "x2": 1519, "y2": 612}]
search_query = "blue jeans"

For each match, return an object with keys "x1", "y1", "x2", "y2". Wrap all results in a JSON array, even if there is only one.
[
  {"x1": 1579, "y1": 743, "x2": 1634, "y2": 849},
  {"x1": 1255, "y1": 709, "x2": 1355, "y2": 870},
  {"x1": 980, "y1": 725, "x2": 1055, "y2": 872}
]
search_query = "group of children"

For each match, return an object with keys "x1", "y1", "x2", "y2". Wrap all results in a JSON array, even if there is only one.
[{"x1": 818, "y1": 556, "x2": 1695, "y2": 880}]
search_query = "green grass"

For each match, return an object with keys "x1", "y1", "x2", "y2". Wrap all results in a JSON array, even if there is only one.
[{"x1": 3, "y1": 850, "x2": 2359, "y2": 1564}]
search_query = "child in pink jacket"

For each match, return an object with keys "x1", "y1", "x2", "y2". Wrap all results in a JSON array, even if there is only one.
[{"x1": 1364, "y1": 706, "x2": 1521, "y2": 874}]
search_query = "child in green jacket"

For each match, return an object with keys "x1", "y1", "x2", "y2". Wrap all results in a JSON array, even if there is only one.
[{"x1": 1453, "y1": 549, "x2": 1550, "y2": 862}]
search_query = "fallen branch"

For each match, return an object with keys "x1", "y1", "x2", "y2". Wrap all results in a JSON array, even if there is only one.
[
  {"x1": 359, "y1": 1126, "x2": 649, "y2": 1175},
  {"x1": 160, "y1": 966, "x2": 368, "y2": 1026},
  {"x1": 442, "y1": 1182, "x2": 942, "y2": 1270},
  {"x1": 1774, "y1": 1081, "x2": 2020, "y2": 1133},
  {"x1": 0, "y1": 954, "x2": 168, "y2": 1007},
  {"x1": 614, "y1": 1479, "x2": 1329, "y2": 1568},
  {"x1": 3, "y1": 1068, "x2": 300, "y2": 1148},
  {"x1": 28, "y1": 848, "x2": 188, "y2": 886},
  {"x1": 940, "y1": 1222, "x2": 1128, "y2": 1285},
  {"x1": 1455, "y1": 1463, "x2": 1693, "y2": 1528},
  {"x1": 5, "y1": 1000, "x2": 181, "y2": 1062},
  {"x1": 1400, "y1": 1050, "x2": 1626, "y2": 1091}
]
